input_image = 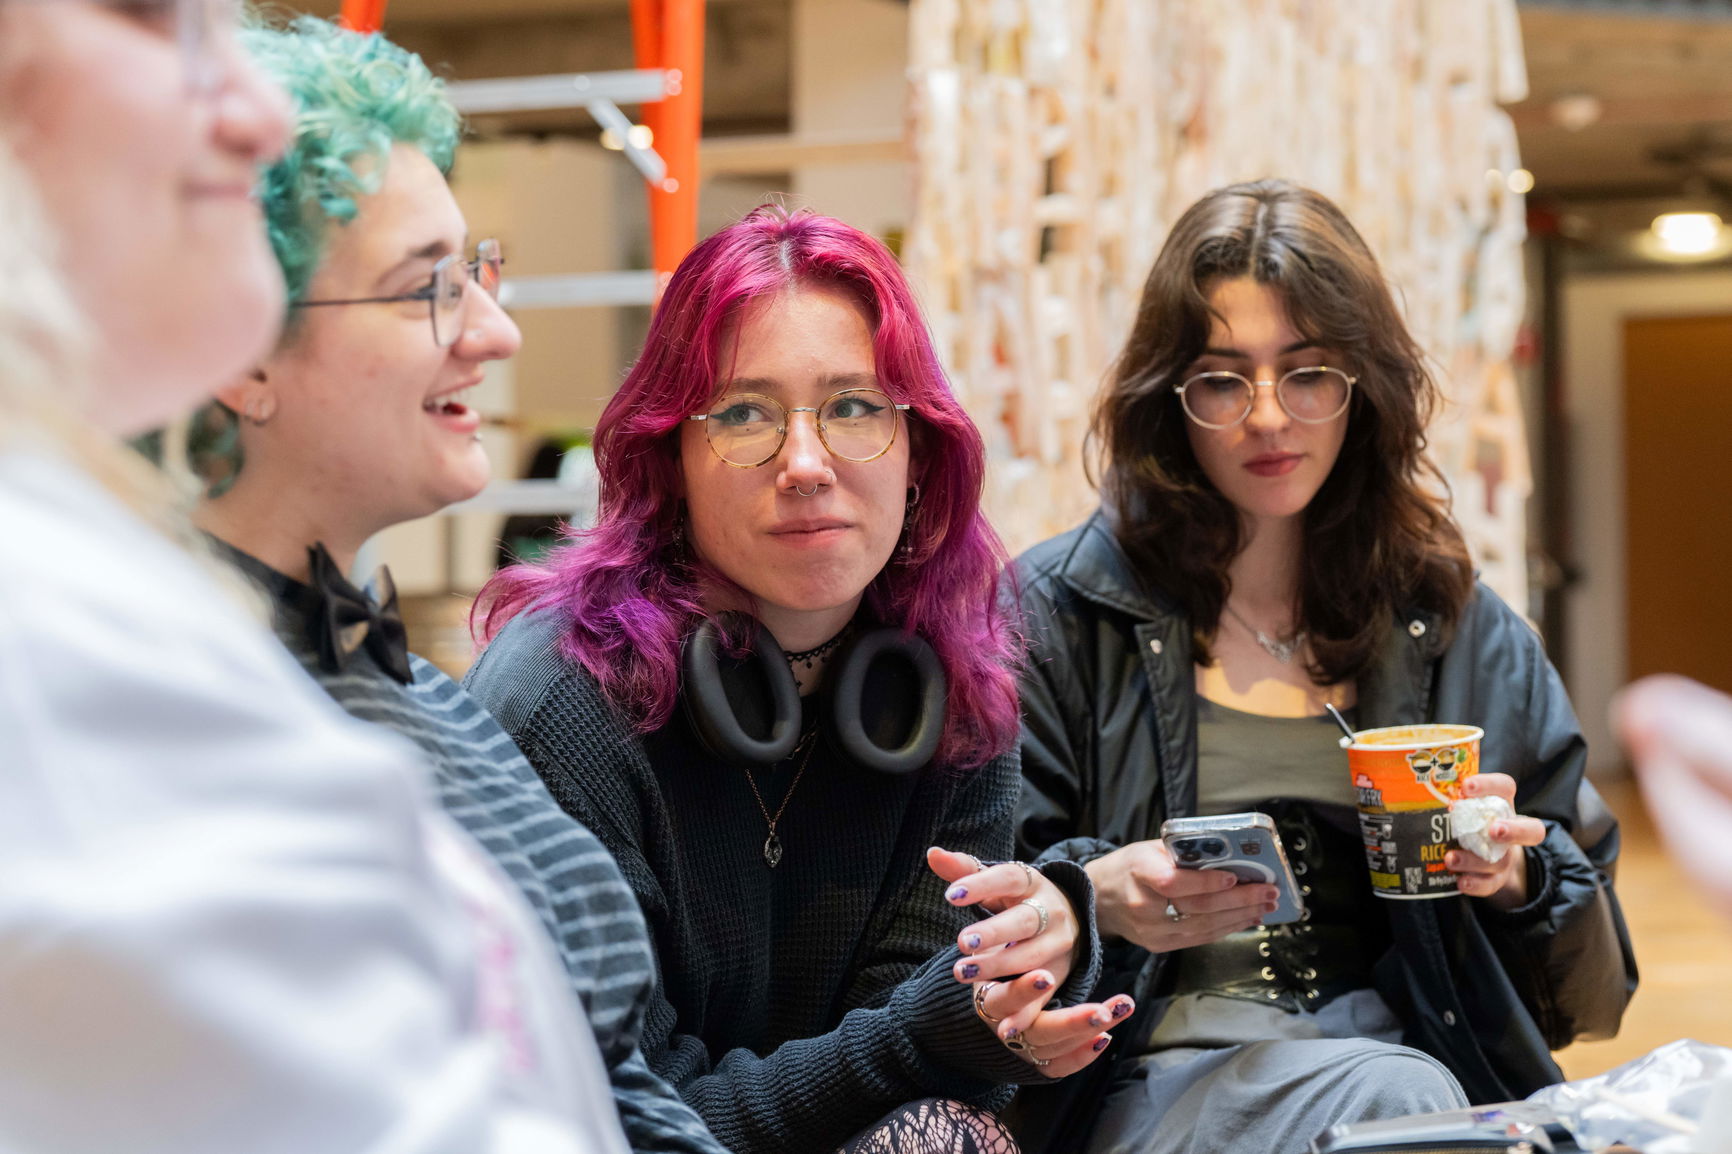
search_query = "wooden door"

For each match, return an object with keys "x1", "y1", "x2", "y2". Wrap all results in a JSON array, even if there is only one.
[{"x1": 1623, "y1": 315, "x2": 1732, "y2": 692}]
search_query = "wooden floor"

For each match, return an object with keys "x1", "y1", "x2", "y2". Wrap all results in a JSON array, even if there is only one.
[{"x1": 1556, "y1": 777, "x2": 1732, "y2": 1079}]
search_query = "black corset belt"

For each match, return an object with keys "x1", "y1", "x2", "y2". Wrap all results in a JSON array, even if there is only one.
[{"x1": 1172, "y1": 921, "x2": 1379, "y2": 1013}]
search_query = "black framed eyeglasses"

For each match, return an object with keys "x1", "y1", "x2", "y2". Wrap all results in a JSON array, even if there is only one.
[
  {"x1": 293, "y1": 239, "x2": 504, "y2": 349},
  {"x1": 1173, "y1": 366, "x2": 1356, "y2": 429},
  {"x1": 687, "y1": 388, "x2": 912, "y2": 468}
]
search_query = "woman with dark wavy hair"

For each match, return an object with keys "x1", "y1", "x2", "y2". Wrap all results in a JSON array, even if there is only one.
[
  {"x1": 1010, "y1": 180, "x2": 1634, "y2": 1154},
  {"x1": 466, "y1": 205, "x2": 1132, "y2": 1154}
]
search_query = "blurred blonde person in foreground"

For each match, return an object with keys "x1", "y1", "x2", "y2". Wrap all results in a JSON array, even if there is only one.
[{"x1": 0, "y1": 3, "x2": 624, "y2": 1151}]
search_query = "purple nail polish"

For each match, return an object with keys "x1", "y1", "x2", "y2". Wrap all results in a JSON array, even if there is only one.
[
  {"x1": 1092, "y1": 1036, "x2": 1110, "y2": 1052},
  {"x1": 1033, "y1": 976, "x2": 1052, "y2": 991},
  {"x1": 965, "y1": 933, "x2": 982, "y2": 951},
  {"x1": 1003, "y1": 1026, "x2": 1019, "y2": 1041},
  {"x1": 946, "y1": 885, "x2": 968, "y2": 902},
  {"x1": 961, "y1": 962, "x2": 979, "y2": 979},
  {"x1": 1004, "y1": 941, "x2": 1019, "y2": 950},
  {"x1": 1111, "y1": 1000, "x2": 1132, "y2": 1019},
  {"x1": 1088, "y1": 1014, "x2": 1105, "y2": 1028}
]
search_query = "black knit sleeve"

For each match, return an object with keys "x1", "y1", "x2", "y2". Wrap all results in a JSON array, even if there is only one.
[{"x1": 500, "y1": 668, "x2": 1080, "y2": 1153}]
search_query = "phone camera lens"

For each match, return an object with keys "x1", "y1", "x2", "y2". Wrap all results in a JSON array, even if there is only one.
[
  {"x1": 1179, "y1": 850, "x2": 1202, "y2": 864},
  {"x1": 1173, "y1": 838, "x2": 1198, "y2": 853},
  {"x1": 1199, "y1": 839, "x2": 1225, "y2": 856}
]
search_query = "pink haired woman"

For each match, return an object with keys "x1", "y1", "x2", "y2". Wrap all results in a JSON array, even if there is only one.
[{"x1": 466, "y1": 206, "x2": 1129, "y2": 1154}]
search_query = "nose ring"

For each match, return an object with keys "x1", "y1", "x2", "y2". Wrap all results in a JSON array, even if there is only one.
[{"x1": 794, "y1": 484, "x2": 820, "y2": 497}]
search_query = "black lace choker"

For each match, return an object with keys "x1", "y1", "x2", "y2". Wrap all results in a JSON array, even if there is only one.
[{"x1": 783, "y1": 626, "x2": 851, "y2": 671}]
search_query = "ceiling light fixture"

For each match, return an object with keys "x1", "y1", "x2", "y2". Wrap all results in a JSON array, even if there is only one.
[{"x1": 1651, "y1": 211, "x2": 1724, "y2": 257}]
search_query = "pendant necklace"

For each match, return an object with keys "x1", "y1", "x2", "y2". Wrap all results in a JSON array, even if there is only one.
[
  {"x1": 1223, "y1": 603, "x2": 1307, "y2": 665},
  {"x1": 740, "y1": 727, "x2": 819, "y2": 868}
]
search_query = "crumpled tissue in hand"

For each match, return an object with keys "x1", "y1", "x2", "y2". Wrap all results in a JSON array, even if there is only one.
[{"x1": 1449, "y1": 795, "x2": 1514, "y2": 863}]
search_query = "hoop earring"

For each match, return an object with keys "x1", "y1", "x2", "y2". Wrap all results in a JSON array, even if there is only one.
[
  {"x1": 898, "y1": 483, "x2": 921, "y2": 562},
  {"x1": 669, "y1": 502, "x2": 690, "y2": 563}
]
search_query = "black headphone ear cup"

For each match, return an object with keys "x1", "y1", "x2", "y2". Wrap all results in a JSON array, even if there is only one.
[
  {"x1": 824, "y1": 629, "x2": 947, "y2": 774},
  {"x1": 681, "y1": 613, "x2": 802, "y2": 765}
]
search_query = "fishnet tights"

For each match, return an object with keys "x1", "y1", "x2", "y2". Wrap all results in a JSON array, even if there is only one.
[{"x1": 836, "y1": 1098, "x2": 1021, "y2": 1154}]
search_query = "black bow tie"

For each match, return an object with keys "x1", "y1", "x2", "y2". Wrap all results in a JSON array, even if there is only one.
[{"x1": 307, "y1": 542, "x2": 412, "y2": 685}]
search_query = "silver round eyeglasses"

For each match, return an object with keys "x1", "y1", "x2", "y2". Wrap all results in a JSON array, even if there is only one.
[
  {"x1": 688, "y1": 388, "x2": 912, "y2": 468},
  {"x1": 1173, "y1": 366, "x2": 1356, "y2": 429},
  {"x1": 293, "y1": 239, "x2": 504, "y2": 349}
]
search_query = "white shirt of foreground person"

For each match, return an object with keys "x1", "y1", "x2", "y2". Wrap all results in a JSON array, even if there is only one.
[{"x1": 0, "y1": 447, "x2": 628, "y2": 1154}]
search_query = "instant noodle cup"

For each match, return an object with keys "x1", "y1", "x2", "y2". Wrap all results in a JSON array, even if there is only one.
[{"x1": 1345, "y1": 724, "x2": 1483, "y2": 899}]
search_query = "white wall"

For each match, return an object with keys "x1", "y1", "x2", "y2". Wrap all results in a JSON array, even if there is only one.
[{"x1": 1560, "y1": 268, "x2": 1732, "y2": 773}]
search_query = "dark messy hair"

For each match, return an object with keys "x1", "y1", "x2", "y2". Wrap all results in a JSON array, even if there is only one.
[{"x1": 1092, "y1": 179, "x2": 1473, "y2": 683}]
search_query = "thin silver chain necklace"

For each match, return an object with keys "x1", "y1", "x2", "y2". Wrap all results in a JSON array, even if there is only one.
[{"x1": 1223, "y1": 603, "x2": 1307, "y2": 664}]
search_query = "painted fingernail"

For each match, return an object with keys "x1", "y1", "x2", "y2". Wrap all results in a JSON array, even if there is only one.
[
  {"x1": 1003, "y1": 1026, "x2": 1019, "y2": 1041},
  {"x1": 965, "y1": 933, "x2": 982, "y2": 951},
  {"x1": 1093, "y1": 1035, "x2": 1111, "y2": 1052},
  {"x1": 1033, "y1": 975, "x2": 1052, "y2": 991},
  {"x1": 1004, "y1": 941, "x2": 1019, "y2": 950},
  {"x1": 1112, "y1": 1000, "x2": 1133, "y2": 1018},
  {"x1": 946, "y1": 885, "x2": 968, "y2": 902},
  {"x1": 1089, "y1": 1013, "x2": 1106, "y2": 1027},
  {"x1": 961, "y1": 962, "x2": 979, "y2": 979}
]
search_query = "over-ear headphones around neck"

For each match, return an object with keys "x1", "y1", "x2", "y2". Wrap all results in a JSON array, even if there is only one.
[{"x1": 679, "y1": 612, "x2": 947, "y2": 774}]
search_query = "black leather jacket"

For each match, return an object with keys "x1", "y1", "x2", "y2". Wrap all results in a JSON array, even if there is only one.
[{"x1": 1009, "y1": 513, "x2": 1637, "y2": 1143}]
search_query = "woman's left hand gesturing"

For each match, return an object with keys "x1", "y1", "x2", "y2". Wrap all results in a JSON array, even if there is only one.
[
  {"x1": 1445, "y1": 773, "x2": 1547, "y2": 909},
  {"x1": 926, "y1": 846, "x2": 1081, "y2": 987}
]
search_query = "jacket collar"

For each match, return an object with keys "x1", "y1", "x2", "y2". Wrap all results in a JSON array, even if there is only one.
[
  {"x1": 1047, "y1": 509, "x2": 1174, "y2": 622},
  {"x1": 1047, "y1": 507, "x2": 1447, "y2": 729}
]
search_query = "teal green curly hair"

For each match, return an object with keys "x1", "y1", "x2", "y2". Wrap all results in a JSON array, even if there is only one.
[
  {"x1": 180, "y1": 14, "x2": 460, "y2": 493},
  {"x1": 243, "y1": 13, "x2": 461, "y2": 310}
]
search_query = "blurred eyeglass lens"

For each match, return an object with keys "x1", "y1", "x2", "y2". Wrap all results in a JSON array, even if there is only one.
[
  {"x1": 704, "y1": 394, "x2": 784, "y2": 464},
  {"x1": 476, "y1": 239, "x2": 504, "y2": 298},
  {"x1": 818, "y1": 389, "x2": 898, "y2": 460},
  {"x1": 1279, "y1": 367, "x2": 1351, "y2": 420},
  {"x1": 432, "y1": 241, "x2": 505, "y2": 348}
]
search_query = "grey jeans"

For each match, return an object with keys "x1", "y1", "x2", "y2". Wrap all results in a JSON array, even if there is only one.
[{"x1": 1086, "y1": 992, "x2": 1469, "y2": 1154}]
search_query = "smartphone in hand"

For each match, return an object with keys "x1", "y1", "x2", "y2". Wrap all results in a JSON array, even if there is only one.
[{"x1": 1159, "y1": 812, "x2": 1306, "y2": 925}]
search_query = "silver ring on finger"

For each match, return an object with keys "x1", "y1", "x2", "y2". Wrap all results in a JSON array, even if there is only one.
[
  {"x1": 1164, "y1": 900, "x2": 1189, "y2": 924},
  {"x1": 1012, "y1": 860, "x2": 1041, "y2": 893},
  {"x1": 963, "y1": 853, "x2": 987, "y2": 873},
  {"x1": 972, "y1": 980, "x2": 1003, "y2": 1026},
  {"x1": 1019, "y1": 897, "x2": 1050, "y2": 936},
  {"x1": 1000, "y1": 1033, "x2": 1051, "y2": 1067}
]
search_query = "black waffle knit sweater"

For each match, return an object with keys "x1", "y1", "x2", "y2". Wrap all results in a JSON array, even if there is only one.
[{"x1": 465, "y1": 604, "x2": 1102, "y2": 1154}]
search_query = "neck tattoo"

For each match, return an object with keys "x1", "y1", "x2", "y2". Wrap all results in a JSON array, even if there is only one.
[{"x1": 1223, "y1": 602, "x2": 1307, "y2": 665}]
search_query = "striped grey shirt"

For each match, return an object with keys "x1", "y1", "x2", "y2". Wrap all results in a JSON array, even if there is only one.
[{"x1": 217, "y1": 543, "x2": 727, "y2": 1154}]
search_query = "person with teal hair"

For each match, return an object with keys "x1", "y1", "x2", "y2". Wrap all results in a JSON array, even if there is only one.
[{"x1": 193, "y1": 16, "x2": 727, "y2": 1154}]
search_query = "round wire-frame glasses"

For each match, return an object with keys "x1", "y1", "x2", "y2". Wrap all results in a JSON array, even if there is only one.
[
  {"x1": 688, "y1": 388, "x2": 912, "y2": 468},
  {"x1": 1173, "y1": 366, "x2": 1356, "y2": 429},
  {"x1": 293, "y1": 239, "x2": 504, "y2": 349}
]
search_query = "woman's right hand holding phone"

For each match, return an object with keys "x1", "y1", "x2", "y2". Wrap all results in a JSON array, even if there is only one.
[{"x1": 1083, "y1": 840, "x2": 1273, "y2": 953}]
